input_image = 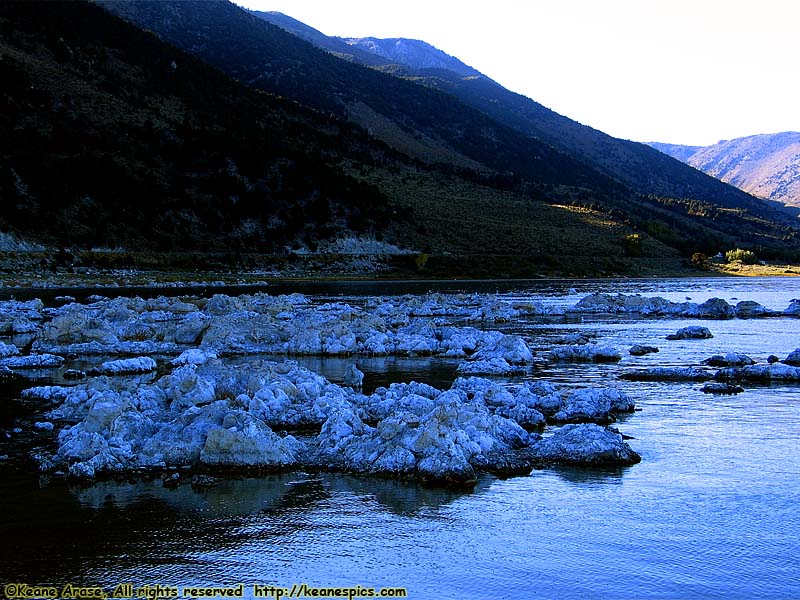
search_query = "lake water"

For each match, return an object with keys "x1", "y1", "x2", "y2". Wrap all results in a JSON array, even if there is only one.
[{"x1": 1, "y1": 277, "x2": 799, "y2": 599}]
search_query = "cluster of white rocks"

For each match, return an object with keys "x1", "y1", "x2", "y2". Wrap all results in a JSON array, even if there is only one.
[
  {"x1": 18, "y1": 294, "x2": 539, "y2": 365},
  {"x1": 620, "y1": 348, "x2": 800, "y2": 388},
  {"x1": 715, "y1": 363, "x2": 800, "y2": 382},
  {"x1": 570, "y1": 293, "x2": 800, "y2": 319},
  {"x1": 550, "y1": 344, "x2": 622, "y2": 363},
  {"x1": 21, "y1": 358, "x2": 640, "y2": 483},
  {"x1": 5, "y1": 289, "x2": 800, "y2": 485}
]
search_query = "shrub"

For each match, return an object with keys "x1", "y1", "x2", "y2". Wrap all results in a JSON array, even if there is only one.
[
  {"x1": 691, "y1": 252, "x2": 710, "y2": 270},
  {"x1": 725, "y1": 248, "x2": 757, "y2": 264},
  {"x1": 623, "y1": 234, "x2": 642, "y2": 257}
]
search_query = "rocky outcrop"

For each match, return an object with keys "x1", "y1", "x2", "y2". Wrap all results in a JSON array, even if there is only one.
[
  {"x1": 716, "y1": 364, "x2": 800, "y2": 382},
  {"x1": 87, "y1": 357, "x2": 158, "y2": 376},
  {"x1": 783, "y1": 348, "x2": 800, "y2": 366},
  {"x1": 621, "y1": 367, "x2": 714, "y2": 381},
  {"x1": 666, "y1": 326, "x2": 713, "y2": 340},
  {"x1": 701, "y1": 382, "x2": 744, "y2": 395},
  {"x1": 22, "y1": 359, "x2": 641, "y2": 484},
  {"x1": 629, "y1": 345, "x2": 659, "y2": 356},
  {"x1": 550, "y1": 344, "x2": 621, "y2": 362},
  {"x1": 702, "y1": 353, "x2": 755, "y2": 367},
  {"x1": 528, "y1": 424, "x2": 641, "y2": 466}
]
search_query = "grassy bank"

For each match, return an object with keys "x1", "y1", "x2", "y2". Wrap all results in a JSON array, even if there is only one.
[{"x1": 710, "y1": 262, "x2": 800, "y2": 277}]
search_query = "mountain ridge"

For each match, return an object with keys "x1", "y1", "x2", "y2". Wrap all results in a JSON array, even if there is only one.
[
  {"x1": 1, "y1": 0, "x2": 687, "y2": 277},
  {"x1": 2, "y1": 0, "x2": 799, "y2": 273},
  {"x1": 250, "y1": 10, "x2": 798, "y2": 227},
  {"x1": 650, "y1": 133, "x2": 800, "y2": 209}
]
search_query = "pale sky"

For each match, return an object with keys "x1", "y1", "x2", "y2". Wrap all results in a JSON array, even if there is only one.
[{"x1": 236, "y1": 0, "x2": 799, "y2": 146}]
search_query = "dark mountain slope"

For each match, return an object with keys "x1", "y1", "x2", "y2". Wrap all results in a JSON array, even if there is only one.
[
  {"x1": 1, "y1": 0, "x2": 683, "y2": 273},
  {"x1": 97, "y1": 0, "x2": 620, "y2": 194},
  {"x1": 93, "y1": 1, "x2": 800, "y2": 259},
  {"x1": 651, "y1": 133, "x2": 800, "y2": 209},
  {"x1": 0, "y1": 1, "x2": 396, "y2": 250},
  {"x1": 317, "y1": 26, "x2": 791, "y2": 215},
  {"x1": 253, "y1": 12, "x2": 798, "y2": 229}
]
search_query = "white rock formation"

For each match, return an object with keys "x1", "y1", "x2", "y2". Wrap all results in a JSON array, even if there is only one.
[{"x1": 528, "y1": 424, "x2": 641, "y2": 465}]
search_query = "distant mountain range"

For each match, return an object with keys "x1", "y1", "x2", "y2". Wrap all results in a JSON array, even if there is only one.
[
  {"x1": 1, "y1": 0, "x2": 798, "y2": 273},
  {"x1": 649, "y1": 133, "x2": 800, "y2": 209}
]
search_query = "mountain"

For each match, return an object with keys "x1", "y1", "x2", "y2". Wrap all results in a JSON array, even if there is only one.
[
  {"x1": 3, "y1": 0, "x2": 799, "y2": 274},
  {"x1": 0, "y1": 0, "x2": 688, "y2": 277},
  {"x1": 650, "y1": 133, "x2": 800, "y2": 209},
  {"x1": 343, "y1": 37, "x2": 482, "y2": 77},
  {"x1": 243, "y1": 9, "x2": 799, "y2": 256},
  {"x1": 0, "y1": 0, "x2": 399, "y2": 252},
  {"x1": 253, "y1": 13, "x2": 788, "y2": 213}
]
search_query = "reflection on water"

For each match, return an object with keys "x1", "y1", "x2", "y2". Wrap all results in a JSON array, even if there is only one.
[{"x1": 2, "y1": 277, "x2": 800, "y2": 598}]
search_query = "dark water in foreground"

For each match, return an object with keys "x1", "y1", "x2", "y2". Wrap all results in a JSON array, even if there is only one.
[{"x1": 1, "y1": 278, "x2": 799, "y2": 599}]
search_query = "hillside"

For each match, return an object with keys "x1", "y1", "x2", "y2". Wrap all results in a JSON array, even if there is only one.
[
  {"x1": 650, "y1": 133, "x2": 800, "y2": 209},
  {"x1": 0, "y1": 1, "x2": 402, "y2": 252},
  {"x1": 1, "y1": 0, "x2": 690, "y2": 277},
  {"x1": 241, "y1": 9, "x2": 799, "y2": 259},
  {"x1": 254, "y1": 13, "x2": 791, "y2": 218}
]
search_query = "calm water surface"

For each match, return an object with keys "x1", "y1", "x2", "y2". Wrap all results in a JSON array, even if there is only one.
[{"x1": 1, "y1": 277, "x2": 799, "y2": 599}]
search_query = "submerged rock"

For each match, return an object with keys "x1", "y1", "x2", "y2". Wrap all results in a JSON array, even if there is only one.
[
  {"x1": 620, "y1": 367, "x2": 715, "y2": 381},
  {"x1": 529, "y1": 424, "x2": 641, "y2": 466},
  {"x1": 666, "y1": 326, "x2": 713, "y2": 340},
  {"x1": 343, "y1": 364, "x2": 364, "y2": 388},
  {"x1": 702, "y1": 353, "x2": 755, "y2": 367},
  {"x1": 701, "y1": 382, "x2": 744, "y2": 395},
  {"x1": 63, "y1": 369, "x2": 87, "y2": 380},
  {"x1": 629, "y1": 344, "x2": 659, "y2": 356},
  {"x1": 550, "y1": 344, "x2": 621, "y2": 362},
  {"x1": 716, "y1": 364, "x2": 800, "y2": 382},
  {"x1": 783, "y1": 349, "x2": 800, "y2": 366}
]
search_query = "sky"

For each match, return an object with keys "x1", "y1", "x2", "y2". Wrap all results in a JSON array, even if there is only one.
[{"x1": 236, "y1": 0, "x2": 799, "y2": 146}]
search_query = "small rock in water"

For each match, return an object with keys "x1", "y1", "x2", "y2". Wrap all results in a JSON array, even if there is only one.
[
  {"x1": 550, "y1": 344, "x2": 621, "y2": 362},
  {"x1": 343, "y1": 364, "x2": 364, "y2": 388},
  {"x1": 34, "y1": 421, "x2": 55, "y2": 431},
  {"x1": 620, "y1": 367, "x2": 714, "y2": 381},
  {"x1": 162, "y1": 472, "x2": 181, "y2": 488},
  {"x1": 87, "y1": 357, "x2": 157, "y2": 376},
  {"x1": 703, "y1": 353, "x2": 755, "y2": 367},
  {"x1": 191, "y1": 474, "x2": 219, "y2": 489},
  {"x1": 783, "y1": 348, "x2": 800, "y2": 366},
  {"x1": 0, "y1": 366, "x2": 18, "y2": 382},
  {"x1": 529, "y1": 424, "x2": 641, "y2": 466},
  {"x1": 701, "y1": 382, "x2": 744, "y2": 395},
  {"x1": 767, "y1": 355, "x2": 780, "y2": 364},
  {"x1": 63, "y1": 369, "x2": 87, "y2": 380},
  {"x1": 734, "y1": 301, "x2": 775, "y2": 318},
  {"x1": 782, "y1": 299, "x2": 800, "y2": 317},
  {"x1": 629, "y1": 344, "x2": 659, "y2": 356},
  {"x1": 666, "y1": 326, "x2": 713, "y2": 340}
]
